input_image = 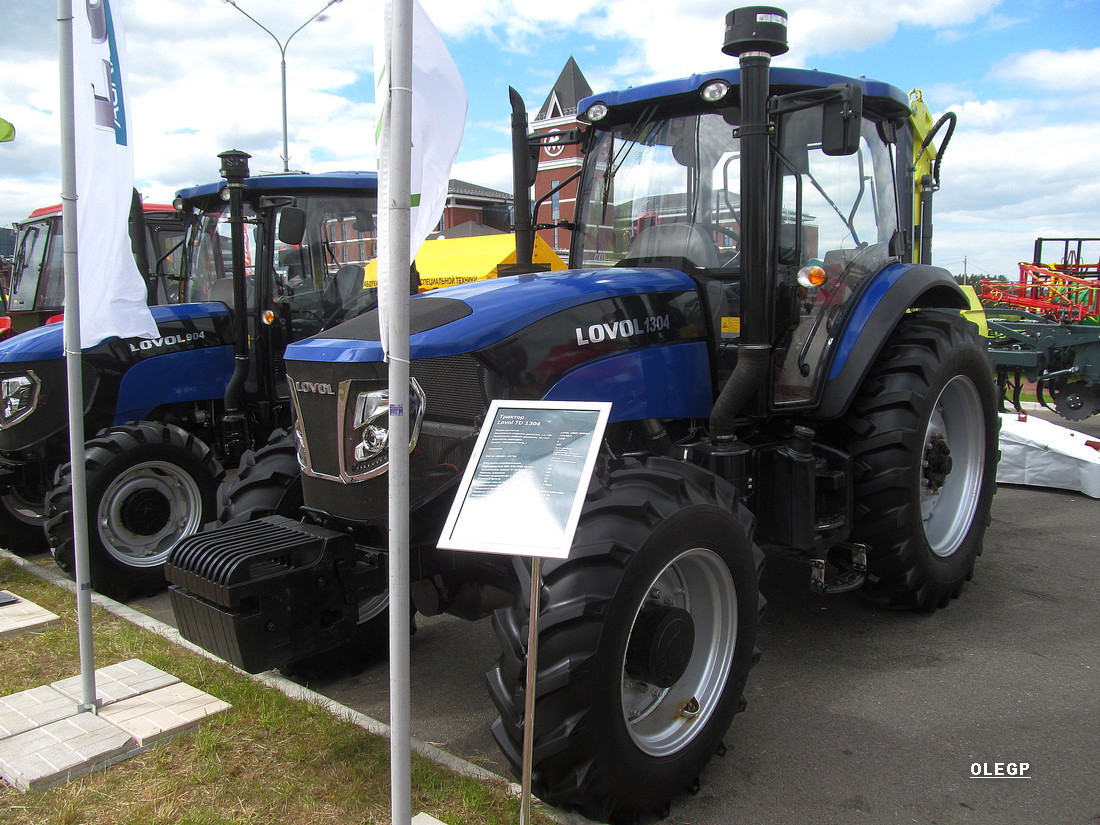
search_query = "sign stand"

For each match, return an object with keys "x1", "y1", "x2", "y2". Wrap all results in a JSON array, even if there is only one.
[
  {"x1": 436, "y1": 399, "x2": 612, "y2": 824},
  {"x1": 519, "y1": 555, "x2": 541, "y2": 825}
]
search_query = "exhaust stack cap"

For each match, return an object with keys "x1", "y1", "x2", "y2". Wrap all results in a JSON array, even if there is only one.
[{"x1": 723, "y1": 6, "x2": 789, "y2": 57}]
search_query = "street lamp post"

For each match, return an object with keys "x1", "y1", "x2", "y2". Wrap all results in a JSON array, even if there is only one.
[{"x1": 222, "y1": 0, "x2": 344, "y2": 172}]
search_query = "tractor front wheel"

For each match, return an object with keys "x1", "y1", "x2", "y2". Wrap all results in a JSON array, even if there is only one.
[
  {"x1": 0, "y1": 480, "x2": 49, "y2": 554},
  {"x1": 46, "y1": 422, "x2": 222, "y2": 601},
  {"x1": 218, "y1": 427, "x2": 303, "y2": 525},
  {"x1": 486, "y1": 457, "x2": 762, "y2": 823}
]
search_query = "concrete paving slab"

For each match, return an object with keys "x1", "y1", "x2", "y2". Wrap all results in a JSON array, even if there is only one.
[
  {"x1": 412, "y1": 814, "x2": 449, "y2": 825},
  {"x1": 51, "y1": 659, "x2": 179, "y2": 706},
  {"x1": 1, "y1": 657, "x2": 230, "y2": 792},
  {"x1": 0, "y1": 712, "x2": 134, "y2": 792},
  {"x1": 97, "y1": 682, "x2": 231, "y2": 747},
  {"x1": 0, "y1": 684, "x2": 78, "y2": 739},
  {"x1": 0, "y1": 591, "x2": 60, "y2": 639}
]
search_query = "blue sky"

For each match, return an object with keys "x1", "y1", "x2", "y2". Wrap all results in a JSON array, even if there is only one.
[{"x1": 2, "y1": 0, "x2": 1098, "y2": 276}]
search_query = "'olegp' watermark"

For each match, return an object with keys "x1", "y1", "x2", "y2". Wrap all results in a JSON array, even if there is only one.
[{"x1": 970, "y1": 762, "x2": 1032, "y2": 779}]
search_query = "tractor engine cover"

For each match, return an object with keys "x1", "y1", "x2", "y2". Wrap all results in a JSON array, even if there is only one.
[{"x1": 166, "y1": 516, "x2": 372, "y2": 673}]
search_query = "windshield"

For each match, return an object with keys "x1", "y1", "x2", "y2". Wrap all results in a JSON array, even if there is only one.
[
  {"x1": 9, "y1": 218, "x2": 64, "y2": 312},
  {"x1": 184, "y1": 193, "x2": 378, "y2": 320},
  {"x1": 572, "y1": 112, "x2": 743, "y2": 272}
]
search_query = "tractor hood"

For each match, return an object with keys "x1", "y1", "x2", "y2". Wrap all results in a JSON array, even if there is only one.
[
  {"x1": 286, "y1": 266, "x2": 714, "y2": 527},
  {"x1": 286, "y1": 267, "x2": 699, "y2": 364},
  {"x1": 0, "y1": 303, "x2": 231, "y2": 363}
]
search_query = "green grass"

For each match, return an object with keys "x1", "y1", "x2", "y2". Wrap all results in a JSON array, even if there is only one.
[{"x1": 0, "y1": 559, "x2": 556, "y2": 825}]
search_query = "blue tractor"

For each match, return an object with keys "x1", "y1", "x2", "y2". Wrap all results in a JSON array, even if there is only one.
[
  {"x1": 168, "y1": 9, "x2": 998, "y2": 821},
  {"x1": 0, "y1": 154, "x2": 379, "y2": 599}
]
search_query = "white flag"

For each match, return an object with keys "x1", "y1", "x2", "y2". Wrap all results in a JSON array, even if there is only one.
[
  {"x1": 373, "y1": 0, "x2": 467, "y2": 357},
  {"x1": 374, "y1": 0, "x2": 468, "y2": 261},
  {"x1": 407, "y1": 1, "x2": 467, "y2": 254},
  {"x1": 71, "y1": 0, "x2": 157, "y2": 348}
]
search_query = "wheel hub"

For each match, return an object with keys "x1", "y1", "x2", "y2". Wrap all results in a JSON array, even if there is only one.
[
  {"x1": 922, "y1": 434, "x2": 953, "y2": 493},
  {"x1": 119, "y1": 489, "x2": 172, "y2": 537},
  {"x1": 625, "y1": 603, "x2": 695, "y2": 689}
]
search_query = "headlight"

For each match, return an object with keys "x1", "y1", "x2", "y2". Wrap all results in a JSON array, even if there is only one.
[
  {"x1": 700, "y1": 80, "x2": 730, "y2": 103},
  {"x1": 338, "y1": 377, "x2": 426, "y2": 482},
  {"x1": 0, "y1": 372, "x2": 41, "y2": 429},
  {"x1": 584, "y1": 102, "x2": 609, "y2": 122}
]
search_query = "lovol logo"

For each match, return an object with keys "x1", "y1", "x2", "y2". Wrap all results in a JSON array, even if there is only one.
[
  {"x1": 294, "y1": 380, "x2": 336, "y2": 395},
  {"x1": 128, "y1": 331, "x2": 205, "y2": 353},
  {"x1": 575, "y1": 313, "x2": 671, "y2": 346}
]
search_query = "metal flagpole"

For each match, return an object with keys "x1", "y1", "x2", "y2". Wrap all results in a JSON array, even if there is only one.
[
  {"x1": 385, "y1": 0, "x2": 414, "y2": 822},
  {"x1": 56, "y1": 0, "x2": 98, "y2": 714}
]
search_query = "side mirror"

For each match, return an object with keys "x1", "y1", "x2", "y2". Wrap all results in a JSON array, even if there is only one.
[
  {"x1": 821, "y1": 83, "x2": 863, "y2": 156},
  {"x1": 278, "y1": 207, "x2": 307, "y2": 245}
]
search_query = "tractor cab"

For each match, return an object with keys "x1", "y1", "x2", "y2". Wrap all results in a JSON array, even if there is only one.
[
  {"x1": 173, "y1": 168, "x2": 380, "y2": 420},
  {"x1": 175, "y1": 170, "x2": 379, "y2": 327},
  {"x1": 567, "y1": 66, "x2": 916, "y2": 412}
]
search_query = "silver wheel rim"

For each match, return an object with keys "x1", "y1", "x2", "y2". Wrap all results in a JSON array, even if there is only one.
[
  {"x1": 2, "y1": 488, "x2": 45, "y2": 527},
  {"x1": 98, "y1": 460, "x2": 205, "y2": 568},
  {"x1": 921, "y1": 374, "x2": 986, "y2": 557},
  {"x1": 358, "y1": 592, "x2": 389, "y2": 624},
  {"x1": 621, "y1": 547, "x2": 737, "y2": 757}
]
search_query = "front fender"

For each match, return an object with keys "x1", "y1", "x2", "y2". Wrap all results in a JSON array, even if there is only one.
[{"x1": 817, "y1": 263, "x2": 968, "y2": 419}]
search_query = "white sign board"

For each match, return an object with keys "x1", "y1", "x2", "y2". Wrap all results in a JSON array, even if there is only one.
[{"x1": 437, "y1": 400, "x2": 612, "y2": 558}]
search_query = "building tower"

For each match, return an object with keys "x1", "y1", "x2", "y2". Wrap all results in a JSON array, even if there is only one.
[{"x1": 532, "y1": 57, "x2": 592, "y2": 256}]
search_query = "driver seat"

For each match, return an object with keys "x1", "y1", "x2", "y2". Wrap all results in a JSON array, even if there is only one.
[{"x1": 623, "y1": 223, "x2": 720, "y2": 269}]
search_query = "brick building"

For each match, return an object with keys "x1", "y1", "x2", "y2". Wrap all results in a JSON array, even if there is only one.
[{"x1": 531, "y1": 57, "x2": 592, "y2": 257}]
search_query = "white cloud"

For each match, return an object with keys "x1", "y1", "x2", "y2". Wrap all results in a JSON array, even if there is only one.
[
  {"x1": 993, "y1": 47, "x2": 1100, "y2": 93},
  {"x1": 452, "y1": 152, "x2": 514, "y2": 194}
]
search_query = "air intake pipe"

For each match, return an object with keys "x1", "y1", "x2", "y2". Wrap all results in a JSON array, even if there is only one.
[
  {"x1": 710, "y1": 7, "x2": 788, "y2": 438},
  {"x1": 509, "y1": 87, "x2": 537, "y2": 268},
  {"x1": 218, "y1": 149, "x2": 252, "y2": 460}
]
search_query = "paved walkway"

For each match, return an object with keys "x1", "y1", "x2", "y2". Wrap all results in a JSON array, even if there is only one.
[{"x1": 0, "y1": 591, "x2": 230, "y2": 792}]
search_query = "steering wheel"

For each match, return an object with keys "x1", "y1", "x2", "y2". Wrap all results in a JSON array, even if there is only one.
[{"x1": 699, "y1": 223, "x2": 741, "y2": 266}]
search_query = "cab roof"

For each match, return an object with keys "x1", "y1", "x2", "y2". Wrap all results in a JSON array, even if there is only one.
[
  {"x1": 578, "y1": 66, "x2": 911, "y2": 125},
  {"x1": 175, "y1": 170, "x2": 379, "y2": 202}
]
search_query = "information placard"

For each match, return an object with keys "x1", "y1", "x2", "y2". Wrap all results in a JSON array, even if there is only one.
[{"x1": 437, "y1": 400, "x2": 612, "y2": 558}]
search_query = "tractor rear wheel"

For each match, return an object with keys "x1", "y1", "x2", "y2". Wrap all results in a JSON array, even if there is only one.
[
  {"x1": 46, "y1": 422, "x2": 222, "y2": 601},
  {"x1": 486, "y1": 457, "x2": 762, "y2": 823},
  {"x1": 841, "y1": 311, "x2": 999, "y2": 610}
]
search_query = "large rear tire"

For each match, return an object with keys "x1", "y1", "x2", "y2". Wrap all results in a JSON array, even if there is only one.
[
  {"x1": 841, "y1": 311, "x2": 999, "y2": 610},
  {"x1": 486, "y1": 457, "x2": 762, "y2": 823},
  {"x1": 45, "y1": 422, "x2": 223, "y2": 601}
]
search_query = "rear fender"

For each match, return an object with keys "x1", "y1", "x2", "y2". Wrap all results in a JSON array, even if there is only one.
[{"x1": 817, "y1": 263, "x2": 968, "y2": 419}]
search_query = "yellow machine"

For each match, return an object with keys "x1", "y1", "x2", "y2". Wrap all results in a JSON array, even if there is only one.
[{"x1": 362, "y1": 233, "x2": 566, "y2": 291}]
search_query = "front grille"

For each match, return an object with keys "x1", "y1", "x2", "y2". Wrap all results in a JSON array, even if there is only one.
[{"x1": 412, "y1": 354, "x2": 492, "y2": 422}]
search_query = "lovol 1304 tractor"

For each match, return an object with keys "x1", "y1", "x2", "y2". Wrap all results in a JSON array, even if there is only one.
[
  {"x1": 0, "y1": 154, "x2": 380, "y2": 598},
  {"x1": 168, "y1": 8, "x2": 999, "y2": 822}
]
